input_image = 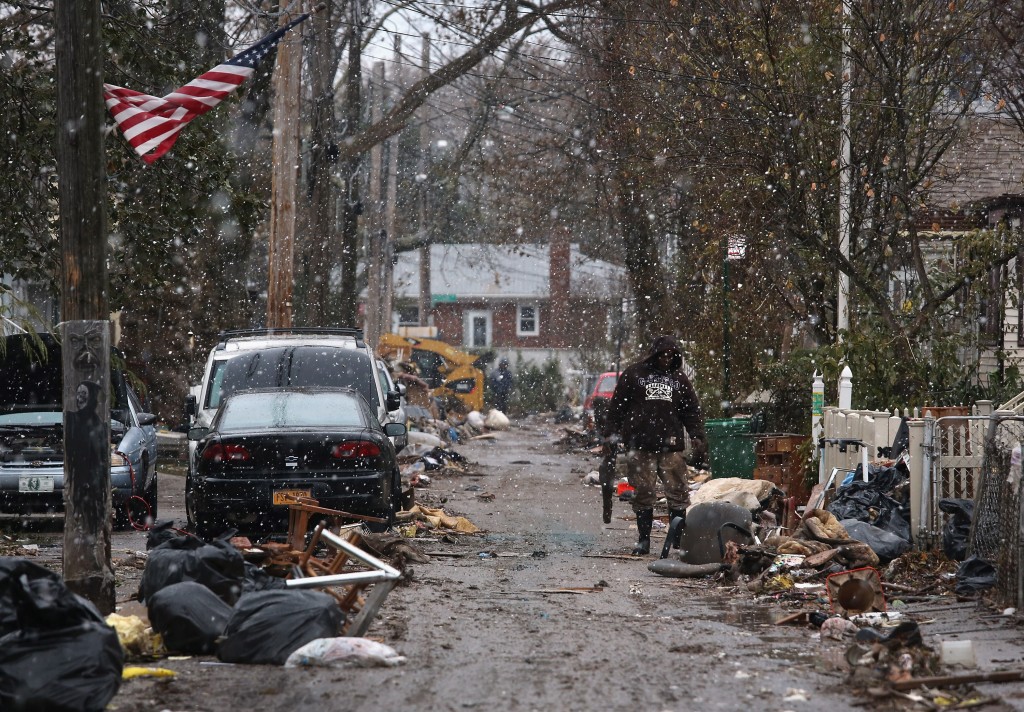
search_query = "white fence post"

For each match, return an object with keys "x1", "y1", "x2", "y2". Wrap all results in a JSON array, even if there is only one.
[{"x1": 838, "y1": 365, "x2": 853, "y2": 410}]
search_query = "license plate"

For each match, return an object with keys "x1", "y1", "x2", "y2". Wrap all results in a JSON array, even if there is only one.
[
  {"x1": 272, "y1": 489, "x2": 311, "y2": 505},
  {"x1": 19, "y1": 475, "x2": 55, "y2": 493}
]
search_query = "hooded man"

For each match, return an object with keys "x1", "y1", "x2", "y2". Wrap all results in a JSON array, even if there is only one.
[{"x1": 602, "y1": 335, "x2": 707, "y2": 555}]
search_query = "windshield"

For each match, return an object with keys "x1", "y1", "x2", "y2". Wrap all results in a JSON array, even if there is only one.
[
  {"x1": 214, "y1": 346, "x2": 381, "y2": 410},
  {"x1": 0, "y1": 334, "x2": 128, "y2": 414},
  {"x1": 216, "y1": 391, "x2": 368, "y2": 432}
]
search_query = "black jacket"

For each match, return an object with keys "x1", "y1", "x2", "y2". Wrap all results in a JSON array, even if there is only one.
[{"x1": 603, "y1": 336, "x2": 705, "y2": 453}]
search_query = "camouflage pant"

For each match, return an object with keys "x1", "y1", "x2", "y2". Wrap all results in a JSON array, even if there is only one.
[{"x1": 626, "y1": 450, "x2": 690, "y2": 512}]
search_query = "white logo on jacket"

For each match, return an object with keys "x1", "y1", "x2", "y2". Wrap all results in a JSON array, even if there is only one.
[{"x1": 645, "y1": 382, "x2": 673, "y2": 402}]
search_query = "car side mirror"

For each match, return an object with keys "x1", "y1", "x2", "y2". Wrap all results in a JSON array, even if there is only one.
[
  {"x1": 137, "y1": 412, "x2": 158, "y2": 427},
  {"x1": 396, "y1": 383, "x2": 407, "y2": 396},
  {"x1": 386, "y1": 390, "x2": 401, "y2": 411},
  {"x1": 184, "y1": 394, "x2": 197, "y2": 417},
  {"x1": 384, "y1": 422, "x2": 407, "y2": 452},
  {"x1": 188, "y1": 426, "x2": 210, "y2": 441}
]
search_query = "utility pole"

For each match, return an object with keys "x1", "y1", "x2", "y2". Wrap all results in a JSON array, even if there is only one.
[
  {"x1": 55, "y1": 0, "x2": 114, "y2": 613},
  {"x1": 366, "y1": 62, "x2": 385, "y2": 346},
  {"x1": 418, "y1": 34, "x2": 432, "y2": 327},
  {"x1": 837, "y1": 0, "x2": 852, "y2": 342},
  {"x1": 382, "y1": 35, "x2": 401, "y2": 336},
  {"x1": 267, "y1": 3, "x2": 305, "y2": 328}
]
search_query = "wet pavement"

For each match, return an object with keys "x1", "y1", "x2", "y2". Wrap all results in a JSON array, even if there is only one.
[{"x1": 5, "y1": 417, "x2": 1024, "y2": 711}]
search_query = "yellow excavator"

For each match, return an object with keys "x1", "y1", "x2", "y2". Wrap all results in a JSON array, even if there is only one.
[{"x1": 377, "y1": 333, "x2": 487, "y2": 413}]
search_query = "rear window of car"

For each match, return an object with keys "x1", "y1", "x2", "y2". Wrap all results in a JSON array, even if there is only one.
[
  {"x1": 595, "y1": 374, "x2": 618, "y2": 394},
  {"x1": 217, "y1": 391, "x2": 368, "y2": 432},
  {"x1": 215, "y1": 346, "x2": 380, "y2": 411}
]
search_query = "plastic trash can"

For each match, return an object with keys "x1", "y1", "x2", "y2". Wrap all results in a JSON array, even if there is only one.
[{"x1": 705, "y1": 417, "x2": 755, "y2": 479}]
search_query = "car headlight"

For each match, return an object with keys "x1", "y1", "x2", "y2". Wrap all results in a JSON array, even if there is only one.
[{"x1": 110, "y1": 449, "x2": 128, "y2": 467}]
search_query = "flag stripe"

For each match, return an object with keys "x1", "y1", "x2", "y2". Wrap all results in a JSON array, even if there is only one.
[{"x1": 104, "y1": 13, "x2": 308, "y2": 162}]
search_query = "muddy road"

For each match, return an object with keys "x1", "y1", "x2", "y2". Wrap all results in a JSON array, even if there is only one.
[{"x1": 6, "y1": 419, "x2": 999, "y2": 711}]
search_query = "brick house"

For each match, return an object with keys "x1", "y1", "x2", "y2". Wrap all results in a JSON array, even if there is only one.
[
  {"x1": 916, "y1": 118, "x2": 1024, "y2": 384},
  {"x1": 388, "y1": 237, "x2": 628, "y2": 369}
]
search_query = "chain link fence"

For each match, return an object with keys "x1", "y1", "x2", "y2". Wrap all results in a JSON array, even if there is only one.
[{"x1": 968, "y1": 416, "x2": 1024, "y2": 609}]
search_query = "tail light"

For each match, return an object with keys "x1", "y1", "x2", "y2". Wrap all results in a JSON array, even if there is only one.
[
  {"x1": 332, "y1": 441, "x2": 381, "y2": 459},
  {"x1": 202, "y1": 443, "x2": 251, "y2": 462}
]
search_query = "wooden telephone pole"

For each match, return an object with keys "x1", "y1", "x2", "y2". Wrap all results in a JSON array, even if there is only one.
[
  {"x1": 417, "y1": 34, "x2": 432, "y2": 326},
  {"x1": 55, "y1": 0, "x2": 114, "y2": 613},
  {"x1": 267, "y1": 3, "x2": 306, "y2": 328},
  {"x1": 365, "y1": 62, "x2": 386, "y2": 346}
]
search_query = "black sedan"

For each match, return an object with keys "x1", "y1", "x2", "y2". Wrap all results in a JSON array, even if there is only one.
[{"x1": 185, "y1": 388, "x2": 407, "y2": 538}]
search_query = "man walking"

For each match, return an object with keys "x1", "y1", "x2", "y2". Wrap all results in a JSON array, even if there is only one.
[
  {"x1": 489, "y1": 357, "x2": 515, "y2": 414},
  {"x1": 603, "y1": 335, "x2": 706, "y2": 555}
]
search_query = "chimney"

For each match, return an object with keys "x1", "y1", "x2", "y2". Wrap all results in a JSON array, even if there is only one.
[{"x1": 548, "y1": 230, "x2": 571, "y2": 348}]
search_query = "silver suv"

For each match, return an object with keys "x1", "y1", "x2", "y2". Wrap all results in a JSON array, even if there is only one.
[{"x1": 184, "y1": 328, "x2": 406, "y2": 469}]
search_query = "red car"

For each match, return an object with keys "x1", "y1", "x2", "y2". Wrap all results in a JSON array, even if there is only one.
[{"x1": 584, "y1": 371, "x2": 620, "y2": 411}]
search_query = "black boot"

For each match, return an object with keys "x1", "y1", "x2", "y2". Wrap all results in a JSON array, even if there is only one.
[
  {"x1": 632, "y1": 509, "x2": 653, "y2": 555},
  {"x1": 660, "y1": 508, "x2": 687, "y2": 559}
]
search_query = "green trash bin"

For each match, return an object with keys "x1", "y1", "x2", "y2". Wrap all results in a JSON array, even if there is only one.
[{"x1": 705, "y1": 417, "x2": 756, "y2": 479}]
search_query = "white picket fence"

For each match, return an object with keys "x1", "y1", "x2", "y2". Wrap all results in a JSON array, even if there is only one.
[{"x1": 820, "y1": 401, "x2": 994, "y2": 546}]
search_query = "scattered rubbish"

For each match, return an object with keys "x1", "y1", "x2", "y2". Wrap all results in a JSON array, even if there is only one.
[
  {"x1": 147, "y1": 581, "x2": 232, "y2": 655},
  {"x1": 826, "y1": 567, "x2": 886, "y2": 615},
  {"x1": 398, "y1": 504, "x2": 480, "y2": 533},
  {"x1": 849, "y1": 610, "x2": 904, "y2": 625},
  {"x1": 840, "y1": 519, "x2": 911, "y2": 564},
  {"x1": 484, "y1": 409, "x2": 511, "y2": 430},
  {"x1": 478, "y1": 551, "x2": 497, "y2": 558},
  {"x1": 954, "y1": 555, "x2": 997, "y2": 595},
  {"x1": 139, "y1": 536, "x2": 246, "y2": 605},
  {"x1": 0, "y1": 558, "x2": 124, "y2": 712},
  {"x1": 783, "y1": 689, "x2": 809, "y2": 702},
  {"x1": 285, "y1": 637, "x2": 407, "y2": 668},
  {"x1": 939, "y1": 639, "x2": 977, "y2": 668},
  {"x1": 678, "y1": 502, "x2": 752, "y2": 565},
  {"x1": 938, "y1": 498, "x2": 973, "y2": 562},
  {"x1": 121, "y1": 666, "x2": 177, "y2": 680},
  {"x1": 217, "y1": 589, "x2": 345, "y2": 665},
  {"x1": 106, "y1": 613, "x2": 165, "y2": 659},
  {"x1": 689, "y1": 477, "x2": 779, "y2": 512},
  {"x1": 820, "y1": 616, "x2": 860, "y2": 640},
  {"x1": 582, "y1": 471, "x2": 601, "y2": 486},
  {"x1": 648, "y1": 559, "x2": 726, "y2": 578},
  {"x1": 890, "y1": 669, "x2": 1024, "y2": 691}
]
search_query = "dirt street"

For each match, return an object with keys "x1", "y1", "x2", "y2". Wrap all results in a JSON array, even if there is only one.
[{"x1": 8, "y1": 419, "x2": 1024, "y2": 711}]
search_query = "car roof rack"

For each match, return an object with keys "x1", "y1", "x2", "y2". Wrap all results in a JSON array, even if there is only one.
[{"x1": 216, "y1": 327, "x2": 365, "y2": 349}]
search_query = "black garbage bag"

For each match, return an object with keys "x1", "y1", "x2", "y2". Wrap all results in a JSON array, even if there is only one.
[
  {"x1": 828, "y1": 463, "x2": 912, "y2": 543},
  {"x1": 217, "y1": 589, "x2": 344, "y2": 665},
  {"x1": 955, "y1": 555, "x2": 997, "y2": 595},
  {"x1": 139, "y1": 538, "x2": 246, "y2": 605},
  {"x1": 147, "y1": 581, "x2": 232, "y2": 655},
  {"x1": 240, "y1": 562, "x2": 287, "y2": 594},
  {"x1": 841, "y1": 519, "x2": 912, "y2": 563},
  {"x1": 939, "y1": 498, "x2": 974, "y2": 562},
  {"x1": 145, "y1": 520, "x2": 202, "y2": 553},
  {"x1": 0, "y1": 557, "x2": 123, "y2": 712}
]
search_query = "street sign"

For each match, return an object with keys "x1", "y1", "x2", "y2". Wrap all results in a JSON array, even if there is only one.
[{"x1": 727, "y1": 235, "x2": 747, "y2": 261}]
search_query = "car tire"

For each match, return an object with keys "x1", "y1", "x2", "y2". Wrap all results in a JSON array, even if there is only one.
[
  {"x1": 365, "y1": 500, "x2": 396, "y2": 534},
  {"x1": 145, "y1": 472, "x2": 158, "y2": 522}
]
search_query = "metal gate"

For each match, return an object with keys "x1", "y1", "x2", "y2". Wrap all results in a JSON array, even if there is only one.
[{"x1": 921, "y1": 416, "x2": 987, "y2": 548}]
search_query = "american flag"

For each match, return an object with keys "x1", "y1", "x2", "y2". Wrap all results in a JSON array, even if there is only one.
[{"x1": 104, "y1": 13, "x2": 310, "y2": 164}]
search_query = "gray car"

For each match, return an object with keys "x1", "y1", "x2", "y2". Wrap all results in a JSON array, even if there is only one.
[{"x1": 0, "y1": 333, "x2": 159, "y2": 528}]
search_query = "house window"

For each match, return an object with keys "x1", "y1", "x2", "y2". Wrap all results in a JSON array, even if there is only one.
[
  {"x1": 517, "y1": 304, "x2": 539, "y2": 336},
  {"x1": 465, "y1": 310, "x2": 492, "y2": 347},
  {"x1": 397, "y1": 305, "x2": 419, "y2": 327}
]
